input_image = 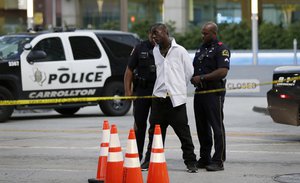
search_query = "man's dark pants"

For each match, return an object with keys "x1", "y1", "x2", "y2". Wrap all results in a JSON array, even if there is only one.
[
  {"x1": 133, "y1": 88, "x2": 153, "y2": 161},
  {"x1": 193, "y1": 92, "x2": 226, "y2": 164},
  {"x1": 145, "y1": 97, "x2": 197, "y2": 165}
]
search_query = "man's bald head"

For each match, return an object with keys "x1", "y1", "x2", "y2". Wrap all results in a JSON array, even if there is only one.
[
  {"x1": 202, "y1": 21, "x2": 218, "y2": 35},
  {"x1": 201, "y1": 21, "x2": 218, "y2": 44}
]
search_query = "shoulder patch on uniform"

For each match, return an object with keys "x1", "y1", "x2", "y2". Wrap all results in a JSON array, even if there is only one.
[
  {"x1": 222, "y1": 49, "x2": 229, "y2": 57},
  {"x1": 218, "y1": 42, "x2": 223, "y2": 45}
]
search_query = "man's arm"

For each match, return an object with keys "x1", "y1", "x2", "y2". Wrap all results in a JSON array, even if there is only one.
[
  {"x1": 182, "y1": 49, "x2": 194, "y2": 85},
  {"x1": 124, "y1": 43, "x2": 141, "y2": 97},
  {"x1": 191, "y1": 67, "x2": 228, "y2": 85},
  {"x1": 124, "y1": 66, "x2": 134, "y2": 97}
]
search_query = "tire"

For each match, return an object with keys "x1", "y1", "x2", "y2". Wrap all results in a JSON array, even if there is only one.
[
  {"x1": 54, "y1": 107, "x2": 80, "y2": 115},
  {"x1": 0, "y1": 86, "x2": 14, "y2": 122},
  {"x1": 99, "y1": 81, "x2": 131, "y2": 116}
]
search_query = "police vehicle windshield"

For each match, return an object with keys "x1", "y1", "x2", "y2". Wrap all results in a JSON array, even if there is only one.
[{"x1": 0, "y1": 35, "x2": 33, "y2": 61}]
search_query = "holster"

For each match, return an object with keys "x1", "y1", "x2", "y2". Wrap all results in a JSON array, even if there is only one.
[{"x1": 134, "y1": 76, "x2": 149, "y2": 89}]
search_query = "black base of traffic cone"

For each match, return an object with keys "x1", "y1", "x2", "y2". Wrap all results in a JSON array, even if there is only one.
[{"x1": 88, "y1": 178, "x2": 104, "y2": 183}]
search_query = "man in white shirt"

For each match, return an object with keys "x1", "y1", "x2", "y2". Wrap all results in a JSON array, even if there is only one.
[{"x1": 147, "y1": 23, "x2": 198, "y2": 173}]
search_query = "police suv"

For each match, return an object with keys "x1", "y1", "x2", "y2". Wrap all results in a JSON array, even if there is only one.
[
  {"x1": 0, "y1": 30, "x2": 140, "y2": 122},
  {"x1": 267, "y1": 66, "x2": 300, "y2": 126}
]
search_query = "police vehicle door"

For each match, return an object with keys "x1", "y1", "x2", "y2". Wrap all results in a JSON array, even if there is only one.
[
  {"x1": 66, "y1": 32, "x2": 111, "y2": 92},
  {"x1": 21, "y1": 34, "x2": 73, "y2": 96}
]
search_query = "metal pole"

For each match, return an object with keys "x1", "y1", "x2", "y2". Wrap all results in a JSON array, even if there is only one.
[
  {"x1": 27, "y1": 0, "x2": 34, "y2": 30},
  {"x1": 52, "y1": 0, "x2": 56, "y2": 28},
  {"x1": 251, "y1": 0, "x2": 258, "y2": 65},
  {"x1": 293, "y1": 38, "x2": 298, "y2": 65},
  {"x1": 252, "y1": 14, "x2": 258, "y2": 65},
  {"x1": 120, "y1": 0, "x2": 128, "y2": 32},
  {"x1": 27, "y1": 17, "x2": 34, "y2": 31}
]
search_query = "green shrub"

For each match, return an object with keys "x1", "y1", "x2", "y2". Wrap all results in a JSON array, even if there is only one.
[
  {"x1": 174, "y1": 26, "x2": 201, "y2": 50},
  {"x1": 259, "y1": 22, "x2": 287, "y2": 49},
  {"x1": 129, "y1": 20, "x2": 299, "y2": 50},
  {"x1": 286, "y1": 22, "x2": 300, "y2": 49},
  {"x1": 100, "y1": 21, "x2": 120, "y2": 31},
  {"x1": 218, "y1": 22, "x2": 251, "y2": 50},
  {"x1": 130, "y1": 20, "x2": 177, "y2": 41},
  {"x1": 130, "y1": 20, "x2": 154, "y2": 40}
]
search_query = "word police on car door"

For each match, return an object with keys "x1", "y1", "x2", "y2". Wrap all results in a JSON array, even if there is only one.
[{"x1": 21, "y1": 32, "x2": 111, "y2": 98}]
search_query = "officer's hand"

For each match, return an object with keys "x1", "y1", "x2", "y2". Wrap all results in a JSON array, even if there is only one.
[
  {"x1": 125, "y1": 90, "x2": 133, "y2": 97},
  {"x1": 191, "y1": 76, "x2": 200, "y2": 86},
  {"x1": 125, "y1": 90, "x2": 136, "y2": 101}
]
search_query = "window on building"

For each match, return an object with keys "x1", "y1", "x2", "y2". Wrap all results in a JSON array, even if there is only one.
[
  {"x1": 262, "y1": 1, "x2": 300, "y2": 26},
  {"x1": 80, "y1": 0, "x2": 163, "y2": 30},
  {"x1": 216, "y1": 1, "x2": 241, "y2": 24},
  {"x1": 81, "y1": 0, "x2": 120, "y2": 29},
  {"x1": 128, "y1": 0, "x2": 163, "y2": 27},
  {"x1": 189, "y1": 0, "x2": 242, "y2": 26}
]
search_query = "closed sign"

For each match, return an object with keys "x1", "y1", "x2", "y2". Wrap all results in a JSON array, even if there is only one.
[{"x1": 226, "y1": 79, "x2": 260, "y2": 93}]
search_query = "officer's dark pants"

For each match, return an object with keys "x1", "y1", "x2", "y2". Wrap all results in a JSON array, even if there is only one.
[
  {"x1": 146, "y1": 97, "x2": 197, "y2": 165},
  {"x1": 133, "y1": 88, "x2": 153, "y2": 161},
  {"x1": 193, "y1": 92, "x2": 226, "y2": 164}
]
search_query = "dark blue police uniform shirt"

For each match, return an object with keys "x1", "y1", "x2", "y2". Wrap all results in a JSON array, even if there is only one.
[
  {"x1": 193, "y1": 39, "x2": 230, "y2": 76},
  {"x1": 128, "y1": 40, "x2": 156, "y2": 83}
]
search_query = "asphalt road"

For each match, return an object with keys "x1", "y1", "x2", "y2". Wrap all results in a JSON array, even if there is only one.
[{"x1": 0, "y1": 97, "x2": 300, "y2": 183}]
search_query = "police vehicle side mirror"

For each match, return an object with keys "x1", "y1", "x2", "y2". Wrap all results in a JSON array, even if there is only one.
[
  {"x1": 23, "y1": 43, "x2": 32, "y2": 50},
  {"x1": 27, "y1": 50, "x2": 47, "y2": 63}
]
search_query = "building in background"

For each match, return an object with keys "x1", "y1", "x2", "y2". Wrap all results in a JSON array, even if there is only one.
[
  {"x1": 0, "y1": 0, "x2": 299, "y2": 33},
  {"x1": 0, "y1": 0, "x2": 27, "y2": 33}
]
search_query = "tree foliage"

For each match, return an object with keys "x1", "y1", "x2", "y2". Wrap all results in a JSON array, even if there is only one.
[
  {"x1": 286, "y1": 22, "x2": 300, "y2": 49},
  {"x1": 259, "y1": 22, "x2": 287, "y2": 49},
  {"x1": 130, "y1": 20, "x2": 300, "y2": 50},
  {"x1": 174, "y1": 26, "x2": 201, "y2": 50},
  {"x1": 218, "y1": 22, "x2": 251, "y2": 50},
  {"x1": 130, "y1": 20, "x2": 177, "y2": 41}
]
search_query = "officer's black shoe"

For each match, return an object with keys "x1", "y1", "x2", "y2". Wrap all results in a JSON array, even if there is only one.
[
  {"x1": 205, "y1": 163, "x2": 224, "y2": 171},
  {"x1": 186, "y1": 163, "x2": 198, "y2": 173},
  {"x1": 141, "y1": 160, "x2": 150, "y2": 171},
  {"x1": 197, "y1": 160, "x2": 210, "y2": 169}
]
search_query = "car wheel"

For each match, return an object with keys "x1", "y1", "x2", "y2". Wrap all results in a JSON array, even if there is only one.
[
  {"x1": 99, "y1": 81, "x2": 131, "y2": 116},
  {"x1": 0, "y1": 86, "x2": 14, "y2": 122},
  {"x1": 54, "y1": 107, "x2": 80, "y2": 115}
]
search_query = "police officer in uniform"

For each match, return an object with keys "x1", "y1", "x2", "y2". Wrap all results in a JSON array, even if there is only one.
[
  {"x1": 191, "y1": 21, "x2": 230, "y2": 171},
  {"x1": 124, "y1": 28, "x2": 156, "y2": 170}
]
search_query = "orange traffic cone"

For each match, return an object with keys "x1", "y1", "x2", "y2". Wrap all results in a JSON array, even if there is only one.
[
  {"x1": 147, "y1": 125, "x2": 169, "y2": 183},
  {"x1": 123, "y1": 129, "x2": 143, "y2": 183},
  {"x1": 88, "y1": 120, "x2": 110, "y2": 183},
  {"x1": 105, "y1": 124, "x2": 124, "y2": 183}
]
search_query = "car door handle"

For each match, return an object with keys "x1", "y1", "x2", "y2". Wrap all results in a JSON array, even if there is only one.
[
  {"x1": 96, "y1": 65, "x2": 107, "y2": 68},
  {"x1": 58, "y1": 68, "x2": 69, "y2": 71}
]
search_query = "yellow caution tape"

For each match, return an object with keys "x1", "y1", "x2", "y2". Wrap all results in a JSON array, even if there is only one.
[{"x1": 0, "y1": 76, "x2": 299, "y2": 106}]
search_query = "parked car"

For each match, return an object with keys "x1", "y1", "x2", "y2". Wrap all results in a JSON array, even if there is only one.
[
  {"x1": 0, "y1": 30, "x2": 140, "y2": 122},
  {"x1": 267, "y1": 66, "x2": 300, "y2": 126}
]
